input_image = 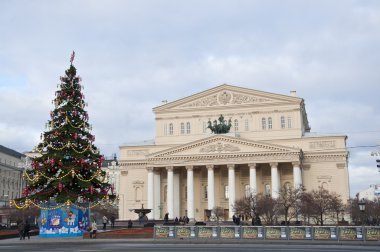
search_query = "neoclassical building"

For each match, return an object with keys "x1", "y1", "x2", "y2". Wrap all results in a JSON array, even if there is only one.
[{"x1": 118, "y1": 84, "x2": 349, "y2": 221}]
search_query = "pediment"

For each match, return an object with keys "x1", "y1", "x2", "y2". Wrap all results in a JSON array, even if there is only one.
[
  {"x1": 148, "y1": 135, "x2": 301, "y2": 158},
  {"x1": 153, "y1": 84, "x2": 302, "y2": 112}
]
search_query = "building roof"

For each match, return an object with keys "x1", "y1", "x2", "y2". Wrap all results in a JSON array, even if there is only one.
[{"x1": 0, "y1": 145, "x2": 25, "y2": 159}]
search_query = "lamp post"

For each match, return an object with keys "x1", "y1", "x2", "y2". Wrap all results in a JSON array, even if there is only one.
[{"x1": 358, "y1": 199, "x2": 366, "y2": 226}]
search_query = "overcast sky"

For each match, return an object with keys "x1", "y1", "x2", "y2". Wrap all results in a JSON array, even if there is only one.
[{"x1": 0, "y1": 0, "x2": 379, "y2": 197}]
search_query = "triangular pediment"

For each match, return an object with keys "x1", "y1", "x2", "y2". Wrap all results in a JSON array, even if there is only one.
[
  {"x1": 148, "y1": 135, "x2": 300, "y2": 158},
  {"x1": 153, "y1": 84, "x2": 302, "y2": 112}
]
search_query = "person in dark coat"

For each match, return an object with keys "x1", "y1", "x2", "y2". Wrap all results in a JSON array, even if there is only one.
[
  {"x1": 110, "y1": 215, "x2": 115, "y2": 228},
  {"x1": 17, "y1": 222, "x2": 24, "y2": 240},
  {"x1": 164, "y1": 213, "x2": 169, "y2": 224},
  {"x1": 23, "y1": 221, "x2": 31, "y2": 240}
]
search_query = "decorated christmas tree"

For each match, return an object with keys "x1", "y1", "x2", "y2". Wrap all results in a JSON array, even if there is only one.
[{"x1": 12, "y1": 52, "x2": 114, "y2": 214}]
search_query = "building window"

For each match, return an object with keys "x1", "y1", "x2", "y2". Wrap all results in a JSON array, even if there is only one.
[
  {"x1": 281, "y1": 116, "x2": 285, "y2": 129},
  {"x1": 244, "y1": 119, "x2": 249, "y2": 131},
  {"x1": 287, "y1": 116, "x2": 292, "y2": 128},
  {"x1": 268, "y1": 117, "x2": 272, "y2": 129},
  {"x1": 265, "y1": 184, "x2": 271, "y2": 196},
  {"x1": 262, "y1": 118, "x2": 266, "y2": 130},
  {"x1": 234, "y1": 119, "x2": 239, "y2": 132},
  {"x1": 245, "y1": 184, "x2": 250, "y2": 198},
  {"x1": 180, "y1": 123, "x2": 185, "y2": 134},
  {"x1": 186, "y1": 122, "x2": 191, "y2": 134},
  {"x1": 169, "y1": 123, "x2": 173, "y2": 135},
  {"x1": 224, "y1": 185, "x2": 229, "y2": 199},
  {"x1": 204, "y1": 186, "x2": 208, "y2": 199},
  {"x1": 164, "y1": 124, "x2": 168, "y2": 136}
]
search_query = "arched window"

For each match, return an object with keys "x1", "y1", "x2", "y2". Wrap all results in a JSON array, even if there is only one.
[
  {"x1": 265, "y1": 184, "x2": 271, "y2": 196},
  {"x1": 245, "y1": 184, "x2": 250, "y2": 198},
  {"x1": 287, "y1": 116, "x2": 292, "y2": 128},
  {"x1": 268, "y1": 117, "x2": 272, "y2": 129},
  {"x1": 234, "y1": 119, "x2": 239, "y2": 132},
  {"x1": 262, "y1": 118, "x2": 266, "y2": 130},
  {"x1": 180, "y1": 122, "x2": 185, "y2": 134},
  {"x1": 244, "y1": 119, "x2": 249, "y2": 131},
  {"x1": 169, "y1": 123, "x2": 173, "y2": 135},
  {"x1": 224, "y1": 185, "x2": 229, "y2": 199},
  {"x1": 186, "y1": 122, "x2": 191, "y2": 134},
  {"x1": 281, "y1": 116, "x2": 285, "y2": 129}
]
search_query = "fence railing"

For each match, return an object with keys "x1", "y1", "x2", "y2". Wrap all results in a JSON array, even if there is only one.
[{"x1": 154, "y1": 225, "x2": 380, "y2": 241}]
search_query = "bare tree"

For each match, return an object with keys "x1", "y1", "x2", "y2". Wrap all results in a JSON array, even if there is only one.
[
  {"x1": 256, "y1": 194, "x2": 277, "y2": 225},
  {"x1": 308, "y1": 187, "x2": 335, "y2": 226},
  {"x1": 330, "y1": 192, "x2": 344, "y2": 224},
  {"x1": 212, "y1": 206, "x2": 224, "y2": 225},
  {"x1": 276, "y1": 185, "x2": 305, "y2": 225}
]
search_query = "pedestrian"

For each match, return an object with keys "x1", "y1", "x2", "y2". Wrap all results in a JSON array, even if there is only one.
[
  {"x1": 110, "y1": 215, "x2": 115, "y2": 228},
  {"x1": 127, "y1": 219, "x2": 133, "y2": 228},
  {"x1": 17, "y1": 221, "x2": 24, "y2": 240},
  {"x1": 23, "y1": 221, "x2": 30, "y2": 240},
  {"x1": 164, "y1": 213, "x2": 169, "y2": 224},
  {"x1": 102, "y1": 215, "x2": 108, "y2": 230},
  {"x1": 90, "y1": 220, "x2": 97, "y2": 238}
]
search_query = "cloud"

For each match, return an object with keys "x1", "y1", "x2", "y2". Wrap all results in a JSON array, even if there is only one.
[{"x1": 0, "y1": 0, "x2": 379, "y2": 197}]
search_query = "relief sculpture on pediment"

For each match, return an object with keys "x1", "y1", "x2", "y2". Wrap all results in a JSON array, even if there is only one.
[
  {"x1": 199, "y1": 142, "x2": 240, "y2": 153},
  {"x1": 179, "y1": 94, "x2": 218, "y2": 108},
  {"x1": 231, "y1": 93, "x2": 271, "y2": 104}
]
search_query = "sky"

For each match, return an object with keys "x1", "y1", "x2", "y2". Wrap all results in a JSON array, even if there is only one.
[{"x1": 0, "y1": 0, "x2": 379, "y2": 197}]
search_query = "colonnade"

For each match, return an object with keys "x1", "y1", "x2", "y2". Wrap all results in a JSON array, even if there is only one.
[{"x1": 146, "y1": 161, "x2": 302, "y2": 221}]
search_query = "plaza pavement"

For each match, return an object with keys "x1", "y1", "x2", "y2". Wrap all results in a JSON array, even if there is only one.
[{"x1": 1, "y1": 234, "x2": 380, "y2": 247}]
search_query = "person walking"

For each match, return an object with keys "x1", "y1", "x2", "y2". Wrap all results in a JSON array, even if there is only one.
[
  {"x1": 90, "y1": 220, "x2": 97, "y2": 239},
  {"x1": 110, "y1": 215, "x2": 115, "y2": 228},
  {"x1": 23, "y1": 221, "x2": 30, "y2": 240},
  {"x1": 102, "y1": 215, "x2": 108, "y2": 230},
  {"x1": 17, "y1": 221, "x2": 24, "y2": 240}
]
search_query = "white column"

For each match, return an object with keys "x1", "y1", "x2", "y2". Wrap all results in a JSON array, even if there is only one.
[
  {"x1": 166, "y1": 166, "x2": 174, "y2": 219},
  {"x1": 248, "y1": 163, "x2": 257, "y2": 195},
  {"x1": 228, "y1": 164, "x2": 235, "y2": 219},
  {"x1": 186, "y1": 165, "x2": 194, "y2": 221},
  {"x1": 147, "y1": 167, "x2": 154, "y2": 219},
  {"x1": 292, "y1": 161, "x2": 302, "y2": 189},
  {"x1": 153, "y1": 171, "x2": 161, "y2": 220},
  {"x1": 173, "y1": 172, "x2": 180, "y2": 218},
  {"x1": 270, "y1": 162, "x2": 279, "y2": 199},
  {"x1": 207, "y1": 165, "x2": 215, "y2": 210}
]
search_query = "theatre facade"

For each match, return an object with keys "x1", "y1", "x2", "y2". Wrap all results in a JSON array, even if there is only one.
[{"x1": 118, "y1": 84, "x2": 349, "y2": 221}]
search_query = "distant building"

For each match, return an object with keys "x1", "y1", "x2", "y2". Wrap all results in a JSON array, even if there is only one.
[
  {"x1": 358, "y1": 184, "x2": 380, "y2": 201},
  {"x1": 0, "y1": 145, "x2": 26, "y2": 224},
  {"x1": 102, "y1": 154, "x2": 120, "y2": 196},
  {"x1": 119, "y1": 84, "x2": 350, "y2": 221}
]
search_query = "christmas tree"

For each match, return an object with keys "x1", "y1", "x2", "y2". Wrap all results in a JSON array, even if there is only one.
[{"x1": 13, "y1": 52, "x2": 115, "y2": 210}]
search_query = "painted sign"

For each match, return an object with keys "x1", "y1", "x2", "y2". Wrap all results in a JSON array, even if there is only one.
[
  {"x1": 220, "y1": 227, "x2": 237, "y2": 238},
  {"x1": 155, "y1": 226, "x2": 170, "y2": 238},
  {"x1": 289, "y1": 226, "x2": 312, "y2": 240},
  {"x1": 265, "y1": 227, "x2": 287, "y2": 240},
  {"x1": 339, "y1": 227, "x2": 363, "y2": 240},
  {"x1": 313, "y1": 226, "x2": 337, "y2": 240},
  {"x1": 175, "y1": 227, "x2": 191, "y2": 238},
  {"x1": 366, "y1": 227, "x2": 380, "y2": 241},
  {"x1": 197, "y1": 226, "x2": 215, "y2": 238},
  {"x1": 39, "y1": 206, "x2": 89, "y2": 237}
]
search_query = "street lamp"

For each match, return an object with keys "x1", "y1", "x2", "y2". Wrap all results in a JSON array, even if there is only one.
[{"x1": 358, "y1": 199, "x2": 366, "y2": 226}]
